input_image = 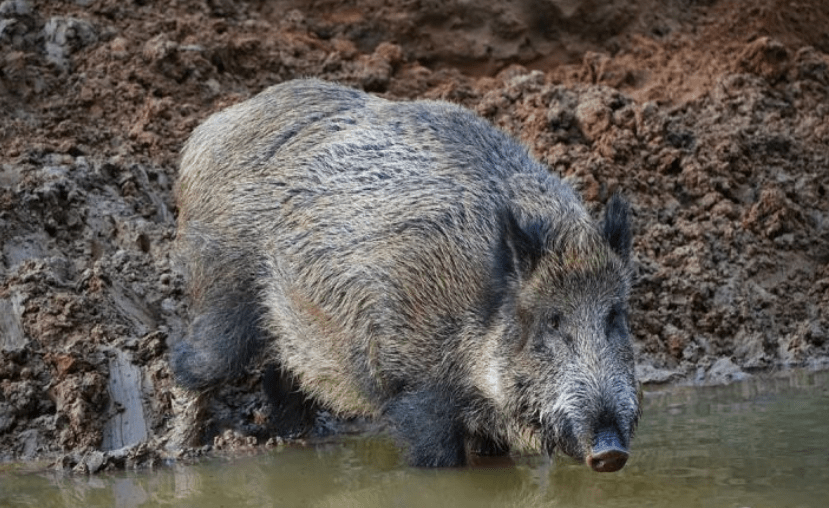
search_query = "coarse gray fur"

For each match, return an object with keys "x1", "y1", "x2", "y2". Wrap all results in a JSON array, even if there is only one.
[{"x1": 172, "y1": 78, "x2": 640, "y2": 470}]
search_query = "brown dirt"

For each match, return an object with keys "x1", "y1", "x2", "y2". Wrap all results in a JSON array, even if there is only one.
[{"x1": 1, "y1": 0, "x2": 828, "y2": 471}]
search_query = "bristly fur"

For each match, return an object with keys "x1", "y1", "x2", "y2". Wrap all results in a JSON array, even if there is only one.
[
  {"x1": 602, "y1": 193, "x2": 632, "y2": 263},
  {"x1": 172, "y1": 79, "x2": 639, "y2": 469}
]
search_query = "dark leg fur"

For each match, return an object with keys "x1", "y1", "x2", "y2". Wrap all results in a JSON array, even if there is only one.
[
  {"x1": 384, "y1": 388, "x2": 466, "y2": 467},
  {"x1": 468, "y1": 434, "x2": 510, "y2": 457},
  {"x1": 171, "y1": 291, "x2": 264, "y2": 390},
  {"x1": 172, "y1": 226, "x2": 266, "y2": 391},
  {"x1": 262, "y1": 365, "x2": 317, "y2": 437}
]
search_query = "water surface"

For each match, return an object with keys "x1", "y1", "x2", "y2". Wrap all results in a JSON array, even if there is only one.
[{"x1": 2, "y1": 369, "x2": 828, "y2": 507}]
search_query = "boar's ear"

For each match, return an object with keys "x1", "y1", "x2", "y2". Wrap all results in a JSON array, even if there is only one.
[
  {"x1": 499, "y1": 207, "x2": 548, "y2": 278},
  {"x1": 602, "y1": 193, "x2": 632, "y2": 263}
]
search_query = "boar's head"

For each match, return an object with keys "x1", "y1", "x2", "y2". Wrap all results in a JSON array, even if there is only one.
[{"x1": 497, "y1": 194, "x2": 640, "y2": 472}]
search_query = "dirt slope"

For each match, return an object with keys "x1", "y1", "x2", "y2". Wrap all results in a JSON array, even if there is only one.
[{"x1": 1, "y1": 0, "x2": 828, "y2": 470}]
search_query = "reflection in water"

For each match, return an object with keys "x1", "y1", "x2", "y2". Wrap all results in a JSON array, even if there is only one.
[{"x1": 2, "y1": 369, "x2": 828, "y2": 508}]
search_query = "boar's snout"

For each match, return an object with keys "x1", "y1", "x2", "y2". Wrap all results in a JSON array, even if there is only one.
[
  {"x1": 587, "y1": 426, "x2": 629, "y2": 472},
  {"x1": 544, "y1": 394, "x2": 637, "y2": 472}
]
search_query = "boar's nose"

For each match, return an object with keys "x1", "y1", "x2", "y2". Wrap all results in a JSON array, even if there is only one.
[{"x1": 587, "y1": 426, "x2": 629, "y2": 472}]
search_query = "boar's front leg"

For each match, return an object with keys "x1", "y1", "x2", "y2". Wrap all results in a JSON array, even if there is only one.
[{"x1": 384, "y1": 387, "x2": 466, "y2": 467}]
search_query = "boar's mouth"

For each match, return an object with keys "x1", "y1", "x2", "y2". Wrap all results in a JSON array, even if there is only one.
[{"x1": 544, "y1": 417, "x2": 631, "y2": 473}]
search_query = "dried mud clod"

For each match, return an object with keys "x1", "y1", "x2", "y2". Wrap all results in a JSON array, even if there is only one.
[{"x1": 2, "y1": 0, "x2": 829, "y2": 468}]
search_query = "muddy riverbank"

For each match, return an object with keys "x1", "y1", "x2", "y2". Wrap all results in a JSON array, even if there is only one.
[{"x1": 1, "y1": 0, "x2": 828, "y2": 471}]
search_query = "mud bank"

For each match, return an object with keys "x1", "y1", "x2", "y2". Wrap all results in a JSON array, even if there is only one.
[{"x1": 1, "y1": 0, "x2": 828, "y2": 471}]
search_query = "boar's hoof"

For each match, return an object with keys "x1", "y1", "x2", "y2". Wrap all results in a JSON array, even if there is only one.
[{"x1": 587, "y1": 427, "x2": 629, "y2": 472}]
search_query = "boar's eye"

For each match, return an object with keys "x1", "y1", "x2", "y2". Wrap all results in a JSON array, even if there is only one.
[{"x1": 547, "y1": 313, "x2": 562, "y2": 332}]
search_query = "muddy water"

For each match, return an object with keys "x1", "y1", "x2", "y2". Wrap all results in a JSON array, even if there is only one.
[{"x1": 2, "y1": 369, "x2": 828, "y2": 508}]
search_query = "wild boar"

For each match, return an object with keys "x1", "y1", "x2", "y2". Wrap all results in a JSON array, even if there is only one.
[{"x1": 172, "y1": 79, "x2": 640, "y2": 471}]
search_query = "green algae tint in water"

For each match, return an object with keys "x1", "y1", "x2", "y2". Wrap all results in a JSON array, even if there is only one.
[{"x1": 2, "y1": 369, "x2": 828, "y2": 508}]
